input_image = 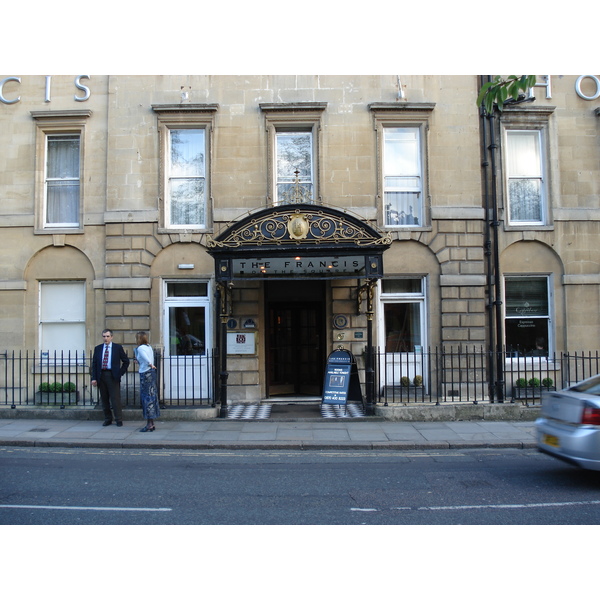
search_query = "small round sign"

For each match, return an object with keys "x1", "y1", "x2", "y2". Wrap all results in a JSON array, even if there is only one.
[{"x1": 333, "y1": 314, "x2": 348, "y2": 329}]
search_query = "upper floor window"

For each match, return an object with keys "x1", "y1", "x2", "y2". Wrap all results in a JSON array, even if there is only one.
[
  {"x1": 152, "y1": 104, "x2": 218, "y2": 231},
  {"x1": 32, "y1": 110, "x2": 91, "y2": 233},
  {"x1": 168, "y1": 128, "x2": 206, "y2": 227},
  {"x1": 501, "y1": 105, "x2": 555, "y2": 228},
  {"x1": 383, "y1": 127, "x2": 422, "y2": 226},
  {"x1": 260, "y1": 102, "x2": 326, "y2": 205},
  {"x1": 45, "y1": 134, "x2": 81, "y2": 227},
  {"x1": 275, "y1": 130, "x2": 314, "y2": 204},
  {"x1": 505, "y1": 130, "x2": 545, "y2": 225},
  {"x1": 369, "y1": 102, "x2": 435, "y2": 229}
]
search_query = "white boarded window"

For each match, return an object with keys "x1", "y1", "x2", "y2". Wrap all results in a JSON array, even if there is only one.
[{"x1": 40, "y1": 281, "x2": 86, "y2": 354}]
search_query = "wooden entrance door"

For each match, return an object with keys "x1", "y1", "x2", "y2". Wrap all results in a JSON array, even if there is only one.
[{"x1": 266, "y1": 282, "x2": 325, "y2": 396}]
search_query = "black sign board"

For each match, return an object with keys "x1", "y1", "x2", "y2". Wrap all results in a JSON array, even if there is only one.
[
  {"x1": 322, "y1": 349, "x2": 363, "y2": 407},
  {"x1": 214, "y1": 254, "x2": 385, "y2": 282}
]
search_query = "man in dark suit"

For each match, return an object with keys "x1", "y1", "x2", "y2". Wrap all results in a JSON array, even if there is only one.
[{"x1": 91, "y1": 329, "x2": 130, "y2": 426}]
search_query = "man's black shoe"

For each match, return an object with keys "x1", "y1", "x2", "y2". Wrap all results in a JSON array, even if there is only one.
[
  {"x1": 116, "y1": 421, "x2": 123, "y2": 427},
  {"x1": 102, "y1": 420, "x2": 112, "y2": 426}
]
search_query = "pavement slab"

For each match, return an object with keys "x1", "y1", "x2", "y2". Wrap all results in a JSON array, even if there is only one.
[{"x1": 0, "y1": 417, "x2": 538, "y2": 450}]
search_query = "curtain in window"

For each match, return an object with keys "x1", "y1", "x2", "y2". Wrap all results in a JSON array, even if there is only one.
[
  {"x1": 169, "y1": 129, "x2": 205, "y2": 226},
  {"x1": 46, "y1": 135, "x2": 80, "y2": 225},
  {"x1": 384, "y1": 190, "x2": 421, "y2": 225},
  {"x1": 507, "y1": 131, "x2": 542, "y2": 223}
]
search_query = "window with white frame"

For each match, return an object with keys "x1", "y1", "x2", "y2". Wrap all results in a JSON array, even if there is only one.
[
  {"x1": 369, "y1": 103, "x2": 434, "y2": 229},
  {"x1": 39, "y1": 281, "x2": 86, "y2": 355},
  {"x1": 152, "y1": 104, "x2": 217, "y2": 231},
  {"x1": 45, "y1": 133, "x2": 81, "y2": 227},
  {"x1": 383, "y1": 127, "x2": 423, "y2": 226},
  {"x1": 504, "y1": 276, "x2": 552, "y2": 356},
  {"x1": 505, "y1": 130, "x2": 545, "y2": 225},
  {"x1": 167, "y1": 127, "x2": 206, "y2": 227},
  {"x1": 380, "y1": 278, "x2": 426, "y2": 352},
  {"x1": 275, "y1": 129, "x2": 314, "y2": 204},
  {"x1": 260, "y1": 103, "x2": 326, "y2": 206},
  {"x1": 32, "y1": 110, "x2": 90, "y2": 233}
]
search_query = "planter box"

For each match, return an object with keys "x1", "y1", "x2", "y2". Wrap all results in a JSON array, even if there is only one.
[
  {"x1": 512, "y1": 387, "x2": 555, "y2": 402},
  {"x1": 35, "y1": 392, "x2": 79, "y2": 405}
]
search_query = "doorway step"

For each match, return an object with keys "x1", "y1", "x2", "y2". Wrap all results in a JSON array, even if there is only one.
[{"x1": 268, "y1": 395, "x2": 321, "y2": 404}]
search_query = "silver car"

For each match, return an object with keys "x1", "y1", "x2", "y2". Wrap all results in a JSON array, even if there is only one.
[{"x1": 536, "y1": 374, "x2": 600, "y2": 470}]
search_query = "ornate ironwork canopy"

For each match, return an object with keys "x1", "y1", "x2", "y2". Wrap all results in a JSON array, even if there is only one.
[{"x1": 207, "y1": 204, "x2": 391, "y2": 281}]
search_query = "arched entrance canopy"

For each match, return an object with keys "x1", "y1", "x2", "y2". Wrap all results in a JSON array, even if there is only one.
[
  {"x1": 207, "y1": 204, "x2": 391, "y2": 281},
  {"x1": 206, "y1": 203, "x2": 391, "y2": 417}
]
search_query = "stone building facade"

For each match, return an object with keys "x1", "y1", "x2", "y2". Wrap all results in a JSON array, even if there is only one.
[{"x1": 1, "y1": 74, "x2": 599, "y2": 405}]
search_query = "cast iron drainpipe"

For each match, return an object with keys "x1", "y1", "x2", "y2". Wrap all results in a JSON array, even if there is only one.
[
  {"x1": 485, "y1": 79, "x2": 505, "y2": 402},
  {"x1": 480, "y1": 75, "x2": 497, "y2": 402}
]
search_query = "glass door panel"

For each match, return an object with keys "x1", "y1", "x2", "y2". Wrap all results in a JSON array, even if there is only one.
[{"x1": 163, "y1": 289, "x2": 211, "y2": 402}]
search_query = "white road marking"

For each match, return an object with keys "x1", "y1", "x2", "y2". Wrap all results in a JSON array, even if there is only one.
[
  {"x1": 0, "y1": 504, "x2": 172, "y2": 512},
  {"x1": 416, "y1": 500, "x2": 600, "y2": 511},
  {"x1": 349, "y1": 499, "x2": 600, "y2": 513}
]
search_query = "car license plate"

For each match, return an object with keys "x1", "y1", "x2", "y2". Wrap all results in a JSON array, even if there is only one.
[{"x1": 543, "y1": 434, "x2": 560, "y2": 448}]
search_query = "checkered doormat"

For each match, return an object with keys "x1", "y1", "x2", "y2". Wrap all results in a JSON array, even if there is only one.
[
  {"x1": 227, "y1": 404, "x2": 272, "y2": 419},
  {"x1": 227, "y1": 403, "x2": 365, "y2": 419},
  {"x1": 321, "y1": 403, "x2": 365, "y2": 418}
]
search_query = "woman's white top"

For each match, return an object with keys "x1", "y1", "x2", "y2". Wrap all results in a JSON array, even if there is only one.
[{"x1": 135, "y1": 344, "x2": 154, "y2": 373}]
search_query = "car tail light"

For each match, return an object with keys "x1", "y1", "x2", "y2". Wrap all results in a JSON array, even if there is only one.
[{"x1": 581, "y1": 404, "x2": 600, "y2": 426}]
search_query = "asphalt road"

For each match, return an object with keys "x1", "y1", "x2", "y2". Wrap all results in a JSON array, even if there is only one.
[{"x1": 2, "y1": 445, "x2": 600, "y2": 525}]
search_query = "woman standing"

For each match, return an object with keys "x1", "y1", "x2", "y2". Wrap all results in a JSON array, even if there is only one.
[{"x1": 134, "y1": 331, "x2": 160, "y2": 432}]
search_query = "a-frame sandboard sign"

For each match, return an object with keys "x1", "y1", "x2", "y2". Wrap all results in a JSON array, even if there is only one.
[{"x1": 321, "y1": 348, "x2": 364, "y2": 414}]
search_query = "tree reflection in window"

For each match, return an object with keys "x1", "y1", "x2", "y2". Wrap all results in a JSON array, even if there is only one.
[
  {"x1": 169, "y1": 129, "x2": 205, "y2": 226},
  {"x1": 276, "y1": 131, "x2": 313, "y2": 204}
]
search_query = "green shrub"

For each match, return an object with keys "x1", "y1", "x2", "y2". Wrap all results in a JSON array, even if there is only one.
[
  {"x1": 542, "y1": 377, "x2": 554, "y2": 388},
  {"x1": 63, "y1": 382, "x2": 76, "y2": 393},
  {"x1": 400, "y1": 376, "x2": 410, "y2": 387},
  {"x1": 39, "y1": 382, "x2": 67, "y2": 392},
  {"x1": 413, "y1": 375, "x2": 423, "y2": 386},
  {"x1": 516, "y1": 378, "x2": 528, "y2": 388},
  {"x1": 528, "y1": 377, "x2": 541, "y2": 388}
]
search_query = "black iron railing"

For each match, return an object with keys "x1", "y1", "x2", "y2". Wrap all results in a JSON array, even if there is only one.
[
  {"x1": 0, "y1": 349, "x2": 217, "y2": 408},
  {"x1": 376, "y1": 347, "x2": 600, "y2": 405},
  {"x1": 2, "y1": 347, "x2": 600, "y2": 408}
]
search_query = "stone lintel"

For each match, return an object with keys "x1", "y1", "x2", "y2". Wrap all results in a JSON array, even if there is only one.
[
  {"x1": 93, "y1": 278, "x2": 152, "y2": 290},
  {"x1": 563, "y1": 274, "x2": 600, "y2": 285},
  {"x1": 440, "y1": 275, "x2": 486, "y2": 287}
]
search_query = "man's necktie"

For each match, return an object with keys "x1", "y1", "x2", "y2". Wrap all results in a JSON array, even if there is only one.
[{"x1": 102, "y1": 345, "x2": 109, "y2": 369}]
